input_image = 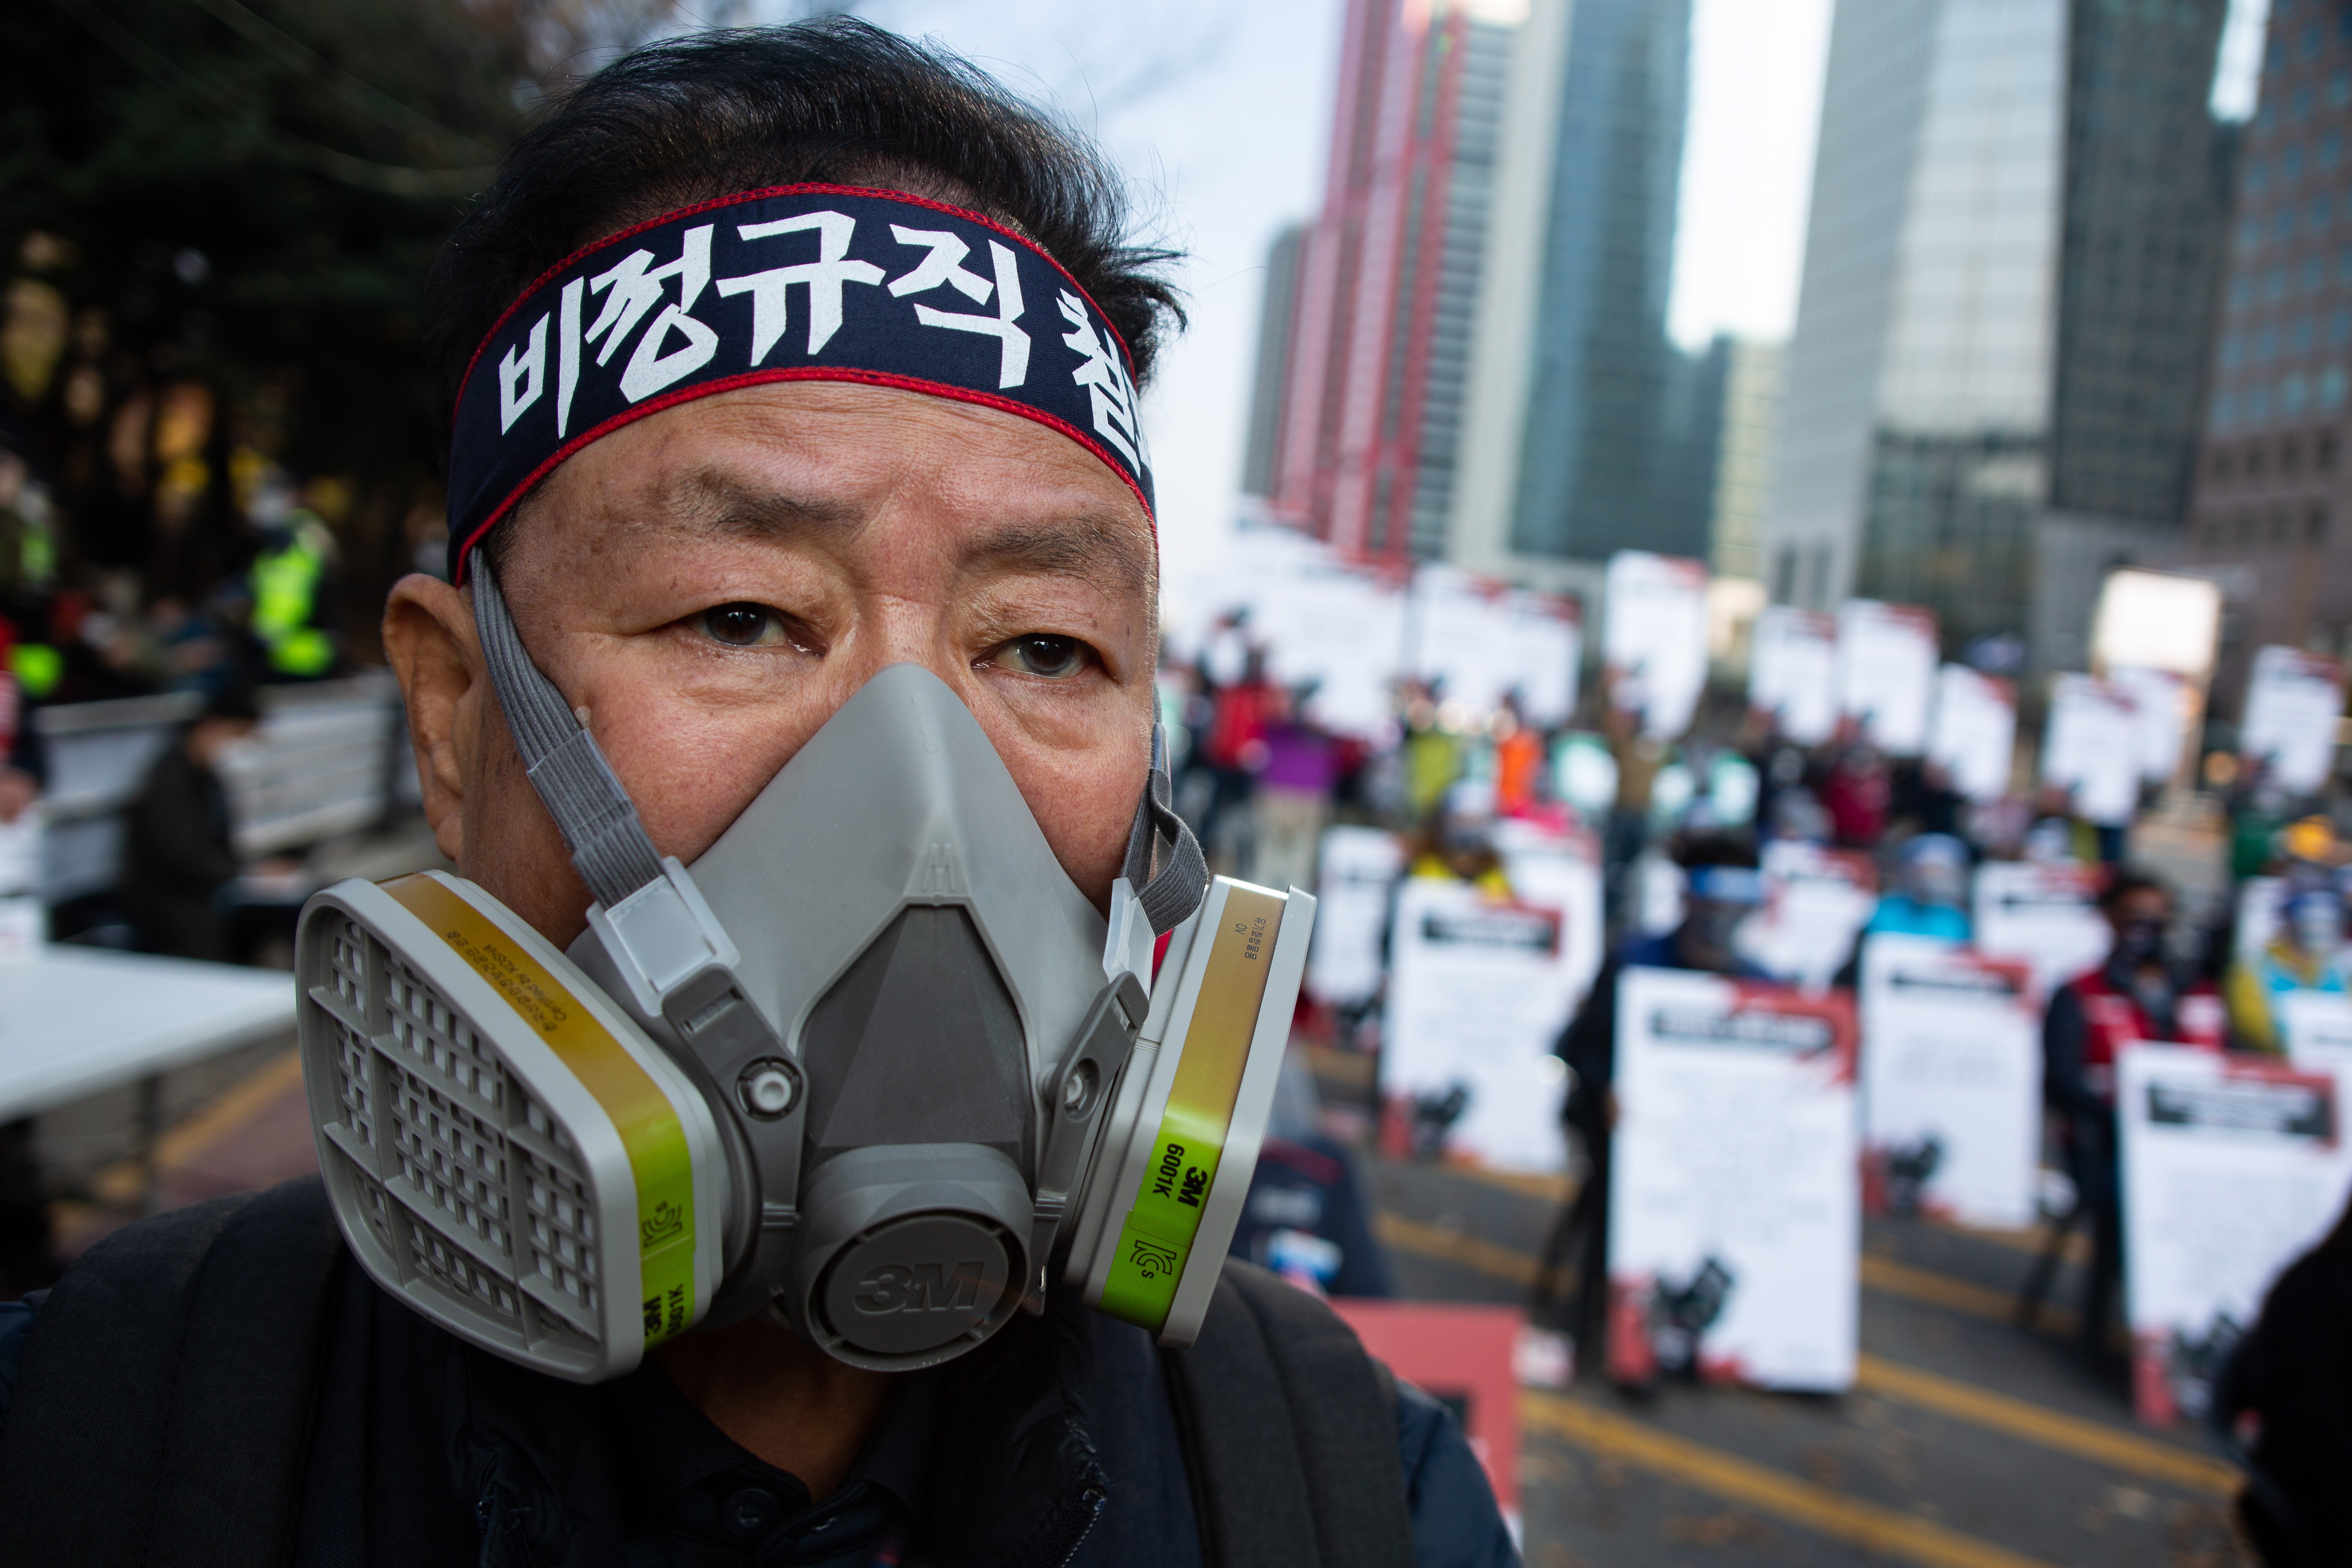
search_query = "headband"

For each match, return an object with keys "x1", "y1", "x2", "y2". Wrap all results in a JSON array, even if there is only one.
[{"x1": 445, "y1": 184, "x2": 1156, "y2": 583}]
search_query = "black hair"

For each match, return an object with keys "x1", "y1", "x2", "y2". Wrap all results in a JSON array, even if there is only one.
[
  {"x1": 199, "y1": 684, "x2": 263, "y2": 725},
  {"x1": 2099, "y1": 867, "x2": 2171, "y2": 913},
  {"x1": 428, "y1": 19, "x2": 1184, "y2": 416},
  {"x1": 1671, "y1": 831, "x2": 1760, "y2": 873}
]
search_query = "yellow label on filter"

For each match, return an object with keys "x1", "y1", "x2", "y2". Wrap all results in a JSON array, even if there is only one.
[
  {"x1": 1098, "y1": 885, "x2": 1285, "y2": 1330},
  {"x1": 383, "y1": 875, "x2": 697, "y2": 1349}
]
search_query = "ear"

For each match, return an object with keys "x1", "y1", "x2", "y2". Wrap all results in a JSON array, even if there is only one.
[{"x1": 382, "y1": 573, "x2": 482, "y2": 865}]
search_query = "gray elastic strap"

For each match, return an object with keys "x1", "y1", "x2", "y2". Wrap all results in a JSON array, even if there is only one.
[
  {"x1": 471, "y1": 555, "x2": 665, "y2": 909},
  {"x1": 1123, "y1": 724, "x2": 1209, "y2": 935}
]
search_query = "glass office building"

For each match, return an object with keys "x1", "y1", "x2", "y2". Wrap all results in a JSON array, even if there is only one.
[
  {"x1": 2180, "y1": 0, "x2": 2352, "y2": 706},
  {"x1": 1506, "y1": 0, "x2": 1699, "y2": 564},
  {"x1": 1767, "y1": 0, "x2": 2233, "y2": 654}
]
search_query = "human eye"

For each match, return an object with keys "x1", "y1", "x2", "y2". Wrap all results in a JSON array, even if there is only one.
[
  {"x1": 985, "y1": 633, "x2": 1098, "y2": 680},
  {"x1": 695, "y1": 602, "x2": 799, "y2": 650}
]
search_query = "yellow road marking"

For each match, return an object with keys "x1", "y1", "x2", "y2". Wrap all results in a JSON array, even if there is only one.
[
  {"x1": 1854, "y1": 1356, "x2": 2235, "y2": 1496},
  {"x1": 1376, "y1": 1210, "x2": 1544, "y2": 1286},
  {"x1": 1859, "y1": 1254, "x2": 2078, "y2": 1336},
  {"x1": 88, "y1": 1047, "x2": 307, "y2": 1207},
  {"x1": 1930, "y1": 1214, "x2": 2091, "y2": 1267},
  {"x1": 1378, "y1": 1208, "x2": 2219, "y2": 1490},
  {"x1": 1521, "y1": 1390, "x2": 2058, "y2": 1568}
]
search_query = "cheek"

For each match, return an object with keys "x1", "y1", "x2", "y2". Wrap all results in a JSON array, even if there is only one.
[
  {"x1": 584, "y1": 672, "x2": 821, "y2": 864},
  {"x1": 992, "y1": 714, "x2": 1152, "y2": 906}
]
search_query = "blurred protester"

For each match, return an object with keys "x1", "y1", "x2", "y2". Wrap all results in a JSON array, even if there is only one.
[
  {"x1": 1492, "y1": 694, "x2": 1544, "y2": 818},
  {"x1": 1865, "y1": 833, "x2": 1972, "y2": 942},
  {"x1": 2212, "y1": 1191, "x2": 2352, "y2": 1566},
  {"x1": 1599, "y1": 696, "x2": 1663, "y2": 932},
  {"x1": 1822, "y1": 744, "x2": 1890, "y2": 849},
  {"x1": 118, "y1": 686, "x2": 263, "y2": 962},
  {"x1": 1890, "y1": 757, "x2": 1966, "y2": 840},
  {"x1": 1198, "y1": 646, "x2": 1274, "y2": 873},
  {"x1": 247, "y1": 508, "x2": 340, "y2": 679},
  {"x1": 1247, "y1": 688, "x2": 1337, "y2": 895},
  {"x1": 2042, "y1": 871, "x2": 2226, "y2": 1361},
  {"x1": 2226, "y1": 870, "x2": 2352, "y2": 1055},
  {"x1": 1229, "y1": 1054, "x2": 1391, "y2": 1298},
  {"x1": 1401, "y1": 685, "x2": 1461, "y2": 821},
  {"x1": 1539, "y1": 833, "x2": 1768, "y2": 1367}
]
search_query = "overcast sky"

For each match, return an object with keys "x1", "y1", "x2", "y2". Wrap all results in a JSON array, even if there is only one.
[{"x1": 744, "y1": 0, "x2": 2268, "y2": 588}]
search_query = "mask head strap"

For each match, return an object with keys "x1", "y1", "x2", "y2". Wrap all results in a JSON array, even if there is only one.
[
  {"x1": 472, "y1": 554, "x2": 666, "y2": 908},
  {"x1": 1123, "y1": 726, "x2": 1209, "y2": 935}
]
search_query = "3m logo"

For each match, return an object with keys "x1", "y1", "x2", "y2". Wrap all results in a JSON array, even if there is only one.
[
  {"x1": 853, "y1": 1261, "x2": 987, "y2": 1314},
  {"x1": 641, "y1": 1200, "x2": 684, "y2": 1247}
]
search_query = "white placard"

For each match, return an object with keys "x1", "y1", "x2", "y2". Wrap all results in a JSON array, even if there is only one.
[
  {"x1": 1410, "y1": 567, "x2": 1583, "y2": 724},
  {"x1": 1736, "y1": 841, "x2": 1878, "y2": 988},
  {"x1": 1381, "y1": 878, "x2": 1588, "y2": 1172},
  {"x1": 1608, "y1": 969, "x2": 1860, "y2": 1390},
  {"x1": 1305, "y1": 826, "x2": 1405, "y2": 1007},
  {"x1": 1835, "y1": 601, "x2": 1939, "y2": 755},
  {"x1": 2276, "y1": 988, "x2": 2352, "y2": 1076},
  {"x1": 1174, "y1": 526, "x2": 1409, "y2": 735},
  {"x1": 2241, "y1": 646, "x2": 2344, "y2": 797},
  {"x1": 1973, "y1": 861, "x2": 2110, "y2": 995},
  {"x1": 2118, "y1": 1044, "x2": 2352, "y2": 1427},
  {"x1": 1927, "y1": 666, "x2": 2016, "y2": 803},
  {"x1": 2042, "y1": 673, "x2": 2143, "y2": 827},
  {"x1": 1603, "y1": 552, "x2": 1709, "y2": 739},
  {"x1": 1749, "y1": 607, "x2": 1838, "y2": 745},
  {"x1": 1859, "y1": 935, "x2": 2040, "y2": 1229},
  {"x1": 1494, "y1": 824, "x2": 1605, "y2": 1016},
  {"x1": 2109, "y1": 665, "x2": 2190, "y2": 784}
]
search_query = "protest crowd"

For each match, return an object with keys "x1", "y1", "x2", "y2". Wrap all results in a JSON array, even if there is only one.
[{"x1": 1173, "y1": 531, "x2": 2352, "y2": 1562}]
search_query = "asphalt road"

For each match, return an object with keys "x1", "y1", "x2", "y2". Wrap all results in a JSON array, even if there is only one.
[{"x1": 1368, "y1": 1153, "x2": 2254, "y2": 1568}]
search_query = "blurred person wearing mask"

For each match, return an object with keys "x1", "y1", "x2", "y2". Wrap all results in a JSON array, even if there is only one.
[
  {"x1": 1864, "y1": 833, "x2": 1971, "y2": 942},
  {"x1": 2226, "y1": 870, "x2": 2352, "y2": 1055},
  {"x1": 117, "y1": 685, "x2": 264, "y2": 962},
  {"x1": 0, "y1": 26, "x2": 1513, "y2": 1568},
  {"x1": 1539, "y1": 834, "x2": 1768, "y2": 1363},
  {"x1": 2042, "y1": 871, "x2": 2226, "y2": 1362}
]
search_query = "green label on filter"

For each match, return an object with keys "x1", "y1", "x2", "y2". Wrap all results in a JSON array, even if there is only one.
[{"x1": 1098, "y1": 887, "x2": 1284, "y2": 1331}]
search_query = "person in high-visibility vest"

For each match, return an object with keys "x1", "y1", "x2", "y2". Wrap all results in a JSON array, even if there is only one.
[{"x1": 248, "y1": 513, "x2": 337, "y2": 678}]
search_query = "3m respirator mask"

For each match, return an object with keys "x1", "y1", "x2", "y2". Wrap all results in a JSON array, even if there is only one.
[{"x1": 296, "y1": 563, "x2": 1315, "y2": 1380}]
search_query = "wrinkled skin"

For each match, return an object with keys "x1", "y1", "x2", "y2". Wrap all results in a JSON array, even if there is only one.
[{"x1": 383, "y1": 379, "x2": 1159, "y2": 1499}]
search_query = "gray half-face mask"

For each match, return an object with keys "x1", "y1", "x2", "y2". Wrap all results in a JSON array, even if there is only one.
[{"x1": 295, "y1": 559, "x2": 1314, "y2": 1381}]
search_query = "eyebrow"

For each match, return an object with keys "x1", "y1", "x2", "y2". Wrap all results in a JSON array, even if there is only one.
[
  {"x1": 657, "y1": 467, "x2": 865, "y2": 541},
  {"x1": 655, "y1": 464, "x2": 1154, "y2": 598},
  {"x1": 957, "y1": 517, "x2": 1155, "y2": 599}
]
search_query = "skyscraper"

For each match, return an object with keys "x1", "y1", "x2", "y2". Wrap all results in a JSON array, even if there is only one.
[
  {"x1": 1260, "y1": 0, "x2": 1704, "y2": 585},
  {"x1": 1763, "y1": 0, "x2": 2234, "y2": 655},
  {"x1": 1448, "y1": 0, "x2": 1704, "y2": 591},
  {"x1": 1240, "y1": 223, "x2": 1305, "y2": 499},
  {"x1": 1261, "y1": 0, "x2": 1518, "y2": 563},
  {"x1": 2178, "y1": 0, "x2": 2352, "y2": 706}
]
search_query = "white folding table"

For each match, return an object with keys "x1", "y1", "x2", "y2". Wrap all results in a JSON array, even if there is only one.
[{"x1": 0, "y1": 947, "x2": 298, "y2": 1208}]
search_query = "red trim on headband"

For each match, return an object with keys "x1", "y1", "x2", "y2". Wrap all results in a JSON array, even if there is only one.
[
  {"x1": 453, "y1": 182, "x2": 1143, "y2": 423},
  {"x1": 448, "y1": 366, "x2": 1156, "y2": 586}
]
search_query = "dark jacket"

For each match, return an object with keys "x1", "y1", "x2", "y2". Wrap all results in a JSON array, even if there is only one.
[
  {"x1": 2213, "y1": 1212, "x2": 2352, "y2": 1566},
  {"x1": 119, "y1": 739, "x2": 239, "y2": 961},
  {"x1": 0, "y1": 1180, "x2": 1516, "y2": 1568}
]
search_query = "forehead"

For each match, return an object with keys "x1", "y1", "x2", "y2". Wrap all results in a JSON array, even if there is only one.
[{"x1": 505, "y1": 381, "x2": 1158, "y2": 592}]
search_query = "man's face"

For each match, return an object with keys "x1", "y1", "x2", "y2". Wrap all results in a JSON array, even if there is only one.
[{"x1": 386, "y1": 382, "x2": 1159, "y2": 946}]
